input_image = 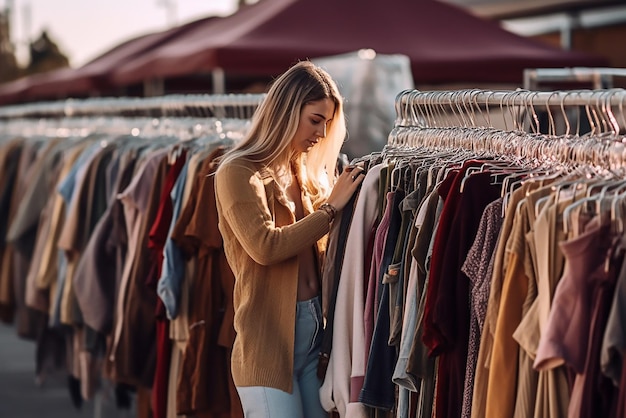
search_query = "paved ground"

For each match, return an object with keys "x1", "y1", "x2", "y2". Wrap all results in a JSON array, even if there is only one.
[{"x1": 0, "y1": 322, "x2": 134, "y2": 418}]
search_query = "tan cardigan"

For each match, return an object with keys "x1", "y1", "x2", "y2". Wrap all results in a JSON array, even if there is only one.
[{"x1": 214, "y1": 159, "x2": 331, "y2": 393}]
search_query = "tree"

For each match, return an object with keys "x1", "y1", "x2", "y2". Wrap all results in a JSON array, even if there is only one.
[
  {"x1": 0, "y1": 11, "x2": 19, "y2": 83},
  {"x1": 25, "y1": 30, "x2": 69, "y2": 76}
]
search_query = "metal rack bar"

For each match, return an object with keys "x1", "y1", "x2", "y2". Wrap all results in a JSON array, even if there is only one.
[
  {"x1": 524, "y1": 67, "x2": 626, "y2": 90},
  {"x1": 396, "y1": 87, "x2": 626, "y2": 109},
  {"x1": 0, "y1": 93, "x2": 267, "y2": 119}
]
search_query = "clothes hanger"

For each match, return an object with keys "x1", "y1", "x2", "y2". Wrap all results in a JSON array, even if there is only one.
[{"x1": 609, "y1": 187, "x2": 626, "y2": 235}]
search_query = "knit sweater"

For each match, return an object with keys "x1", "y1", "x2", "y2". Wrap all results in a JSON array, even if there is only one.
[{"x1": 214, "y1": 158, "x2": 331, "y2": 393}]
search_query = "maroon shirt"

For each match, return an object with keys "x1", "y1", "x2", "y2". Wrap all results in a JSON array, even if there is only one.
[
  {"x1": 148, "y1": 149, "x2": 188, "y2": 418},
  {"x1": 423, "y1": 161, "x2": 501, "y2": 418}
]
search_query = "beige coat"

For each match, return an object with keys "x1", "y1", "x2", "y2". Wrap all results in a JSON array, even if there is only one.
[{"x1": 215, "y1": 158, "x2": 331, "y2": 393}]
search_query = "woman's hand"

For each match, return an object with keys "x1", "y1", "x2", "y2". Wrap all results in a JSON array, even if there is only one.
[{"x1": 325, "y1": 165, "x2": 365, "y2": 211}]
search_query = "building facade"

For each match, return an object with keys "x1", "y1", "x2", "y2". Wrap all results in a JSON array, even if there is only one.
[{"x1": 444, "y1": 0, "x2": 626, "y2": 74}]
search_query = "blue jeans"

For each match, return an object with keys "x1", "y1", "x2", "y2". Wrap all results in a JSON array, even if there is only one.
[{"x1": 236, "y1": 296, "x2": 327, "y2": 418}]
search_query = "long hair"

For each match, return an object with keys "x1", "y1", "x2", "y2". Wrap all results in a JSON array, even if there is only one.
[{"x1": 217, "y1": 60, "x2": 346, "y2": 206}]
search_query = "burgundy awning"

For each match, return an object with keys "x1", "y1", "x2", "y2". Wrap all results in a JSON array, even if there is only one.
[{"x1": 110, "y1": 0, "x2": 606, "y2": 85}]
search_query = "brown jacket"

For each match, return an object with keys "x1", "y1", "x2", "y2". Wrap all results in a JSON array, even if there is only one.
[{"x1": 215, "y1": 159, "x2": 331, "y2": 393}]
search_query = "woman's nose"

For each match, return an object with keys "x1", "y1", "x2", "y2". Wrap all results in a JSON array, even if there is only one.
[{"x1": 318, "y1": 124, "x2": 327, "y2": 138}]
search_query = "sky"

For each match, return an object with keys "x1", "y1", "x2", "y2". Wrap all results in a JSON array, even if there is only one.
[{"x1": 7, "y1": 0, "x2": 240, "y2": 67}]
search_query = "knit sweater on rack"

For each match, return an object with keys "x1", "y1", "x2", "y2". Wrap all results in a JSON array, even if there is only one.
[{"x1": 214, "y1": 158, "x2": 331, "y2": 393}]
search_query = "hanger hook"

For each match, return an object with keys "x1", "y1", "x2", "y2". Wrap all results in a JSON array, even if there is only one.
[
  {"x1": 559, "y1": 90, "x2": 573, "y2": 136},
  {"x1": 546, "y1": 91, "x2": 558, "y2": 136}
]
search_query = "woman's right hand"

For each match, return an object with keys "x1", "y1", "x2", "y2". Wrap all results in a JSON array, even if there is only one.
[{"x1": 325, "y1": 165, "x2": 365, "y2": 211}]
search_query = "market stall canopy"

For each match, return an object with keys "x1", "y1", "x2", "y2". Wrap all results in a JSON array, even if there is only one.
[
  {"x1": 0, "y1": 16, "x2": 218, "y2": 104},
  {"x1": 0, "y1": 76, "x2": 35, "y2": 105},
  {"x1": 110, "y1": 0, "x2": 606, "y2": 86}
]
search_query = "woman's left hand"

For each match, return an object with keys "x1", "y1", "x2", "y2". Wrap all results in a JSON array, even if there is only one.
[{"x1": 325, "y1": 165, "x2": 365, "y2": 210}]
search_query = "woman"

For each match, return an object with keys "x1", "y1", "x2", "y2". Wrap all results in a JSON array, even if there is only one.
[{"x1": 214, "y1": 61, "x2": 364, "y2": 417}]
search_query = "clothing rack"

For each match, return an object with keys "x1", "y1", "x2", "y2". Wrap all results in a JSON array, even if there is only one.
[
  {"x1": 0, "y1": 93, "x2": 267, "y2": 120},
  {"x1": 0, "y1": 93, "x2": 265, "y2": 418},
  {"x1": 390, "y1": 88, "x2": 626, "y2": 170},
  {"x1": 394, "y1": 88, "x2": 626, "y2": 128},
  {"x1": 375, "y1": 89, "x2": 626, "y2": 418}
]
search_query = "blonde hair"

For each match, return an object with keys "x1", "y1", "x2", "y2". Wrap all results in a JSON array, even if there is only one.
[{"x1": 217, "y1": 60, "x2": 346, "y2": 206}]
